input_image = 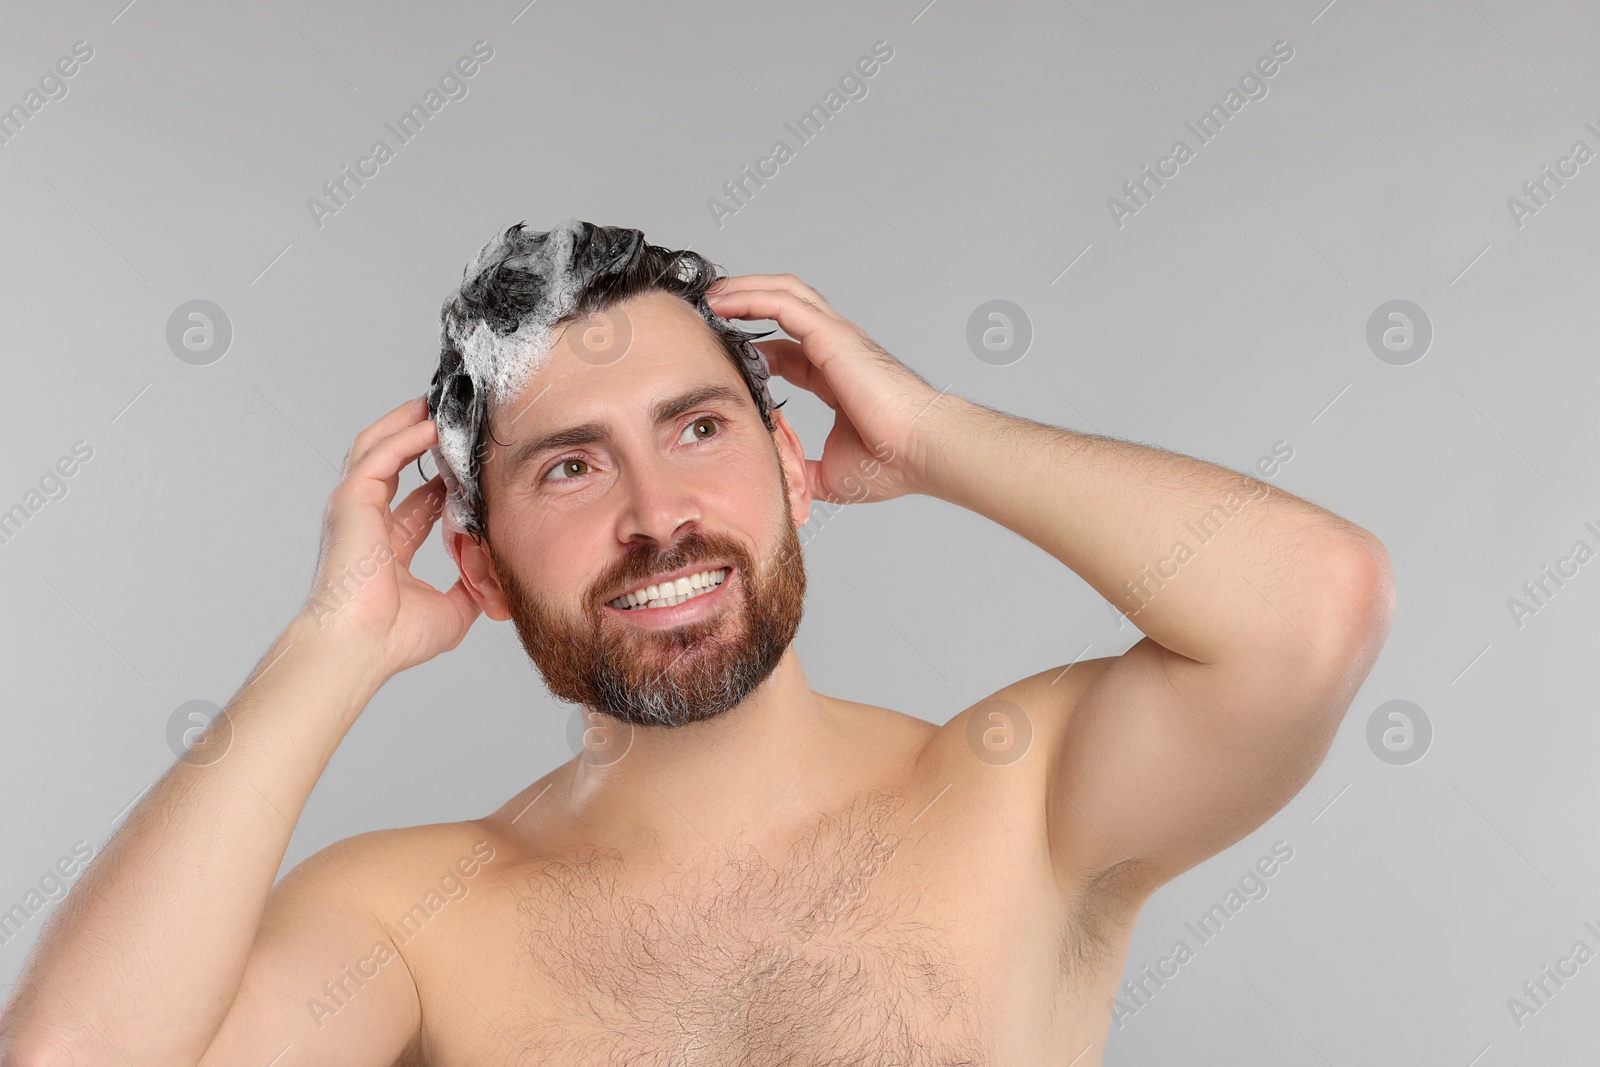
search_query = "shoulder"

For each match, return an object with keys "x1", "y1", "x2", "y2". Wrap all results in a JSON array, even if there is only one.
[
  {"x1": 296, "y1": 820, "x2": 508, "y2": 921},
  {"x1": 925, "y1": 655, "x2": 1122, "y2": 778}
]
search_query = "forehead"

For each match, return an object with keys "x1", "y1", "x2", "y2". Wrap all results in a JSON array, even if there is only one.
[{"x1": 485, "y1": 289, "x2": 748, "y2": 452}]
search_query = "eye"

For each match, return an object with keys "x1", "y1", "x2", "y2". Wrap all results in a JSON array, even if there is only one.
[
  {"x1": 540, "y1": 417, "x2": 723, "y2": 484},
  {"x1": 681, "y1": 415, "x2": 723, "y2": 444},
  {"x1": 543, "y1": 456, "x2": 591, "y2": 482}
]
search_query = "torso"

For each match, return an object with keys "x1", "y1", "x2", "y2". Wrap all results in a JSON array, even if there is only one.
[{"x1": 381, "y1": 688, "x2": 1142, "y2": 1066}]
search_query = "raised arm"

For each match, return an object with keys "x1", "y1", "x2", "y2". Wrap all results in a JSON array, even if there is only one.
[
  {"x1": 921, "y1": 401, "x2": 1394, "y2": 892},
  {"x1": 0, "y1": 396, "x2": 480, "y2": 1066},
  {"x1": 699, "y1": 274, "x2": 1393, "y2": 900}
]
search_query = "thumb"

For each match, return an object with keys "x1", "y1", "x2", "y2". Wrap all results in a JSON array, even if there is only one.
[
  {"x1": 393, "y1": 478, "x2": 447, "y2": 568},
  {"x1": 805, "y1": 458, "x2": 841, "y2": 506}
]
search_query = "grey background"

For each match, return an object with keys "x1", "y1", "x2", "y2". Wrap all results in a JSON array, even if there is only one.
[{"x1": 2, "y1": 0, "x2": 1596, "y2": 1061}]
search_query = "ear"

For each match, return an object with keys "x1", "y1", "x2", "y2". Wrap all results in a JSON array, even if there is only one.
[
  {"x1": 768, "y1": 407, "x2": 812, "y2": 527},
  {"x1": 445, "y1": 526, "x2": 514, "y2": 622}
]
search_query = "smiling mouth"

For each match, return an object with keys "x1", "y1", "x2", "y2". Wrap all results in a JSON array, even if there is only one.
[{"x1": 606, "y1": 567, "x2": 730, "y2": 611}]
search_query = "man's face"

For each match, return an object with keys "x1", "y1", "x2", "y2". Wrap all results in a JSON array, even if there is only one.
[{"x1": 458, "y1": 289, "x2": 810, "y2": 729}]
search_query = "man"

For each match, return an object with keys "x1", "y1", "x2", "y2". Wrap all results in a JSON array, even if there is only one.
[{"x1": 0, "y1": 219, "x2": 1394, "y2": 1066}]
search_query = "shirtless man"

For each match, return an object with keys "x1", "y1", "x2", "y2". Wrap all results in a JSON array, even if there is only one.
[{"x1": 0, "y1": 220, "x2": 1395, "y2": 1066}]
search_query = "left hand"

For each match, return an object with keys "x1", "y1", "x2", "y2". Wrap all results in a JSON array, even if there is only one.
[{"x1": 705, "y1": 274, "x2": 952, "y2": 506}]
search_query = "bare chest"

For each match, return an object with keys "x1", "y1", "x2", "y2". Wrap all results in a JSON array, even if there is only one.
[{"x1": 410, "y1": 787, "x2": 1125, "y2": 1066}]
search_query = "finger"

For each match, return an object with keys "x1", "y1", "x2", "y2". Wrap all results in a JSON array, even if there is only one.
[
  {"x1": 803, "y1": 457, "x2": 835, "y2": 506},
  {"x1": 708, "y1": 274, "x2": 841, "y2": 319},
  {"x1": 442, "y1": 577, "x2": 484, "y2": 633},
  {"x1": 390, "y1": 476, "x2": 446, "y2": 570},
  {"x1": 346, "y1": 394, "x2": 429, "y2": 474},
  {"x1": 710, "y1": 274, "x2": 840, "y2": 319},
  {"x1": 346, "y1": 418, "x2": 439, "y2": 509},
  {"x1": 752, "y1": 336, "x2": 804, "y2": 360},
  {"x1": 753, "y1": 339, "x2": 839, "y2": 411},
  {"x1": 705, "y1": 288, "x2": 842, "y2": 361},
  {"x1": 346, "y1": 395, "x2": 429, "y2": 476}
]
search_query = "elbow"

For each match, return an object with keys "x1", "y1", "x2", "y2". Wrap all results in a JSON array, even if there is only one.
[
  {"x1": 1311, "y1": 531, "x2": 1396, "y2": 675},
  {"x1": 1336, "y1": 531, "x2": 1396, "y2": 633}
]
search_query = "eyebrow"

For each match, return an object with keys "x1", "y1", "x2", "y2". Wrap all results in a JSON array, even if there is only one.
[{"x1": 500, "y1": 383, "x2": 750, "y2": 479}]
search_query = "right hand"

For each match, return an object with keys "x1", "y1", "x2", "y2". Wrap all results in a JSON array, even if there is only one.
[{"x1": 300, "y1": 394, "x2": 482, "y2": 678}]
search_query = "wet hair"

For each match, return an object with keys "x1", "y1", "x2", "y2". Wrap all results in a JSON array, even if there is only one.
[{"x1": 425, "y1": 218, "x2": 782, "y2": 543}]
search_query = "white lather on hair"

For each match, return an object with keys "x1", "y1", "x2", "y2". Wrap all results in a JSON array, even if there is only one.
[
  {"x1": 427, "y1": 217, "x2": 774, "y2": 539},
  {"x1": 431, "y1": 217, "x2": 588, "y2": 534}
]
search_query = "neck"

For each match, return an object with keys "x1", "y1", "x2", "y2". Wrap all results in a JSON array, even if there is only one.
[{"x1": 562, "y1": 650, "x2": 854, "y2": 862}]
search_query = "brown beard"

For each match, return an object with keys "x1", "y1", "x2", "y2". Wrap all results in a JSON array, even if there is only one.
[{"x1": 490, "y1": 468, "x2": 807, "y2": 730}]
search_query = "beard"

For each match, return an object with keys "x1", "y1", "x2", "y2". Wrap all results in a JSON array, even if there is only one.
[{"x1": 490, "y1": 471, "x2": 807, "y2": 730}]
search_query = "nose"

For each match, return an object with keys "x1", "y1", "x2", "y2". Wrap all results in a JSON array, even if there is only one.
[{"x1": 615, "y1": 444, "x2": 703, "y2": 549}]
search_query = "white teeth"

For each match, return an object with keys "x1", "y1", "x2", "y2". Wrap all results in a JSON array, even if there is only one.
[{"x1": 611, "y1": 568, "x2": 727, "y2": 610}]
